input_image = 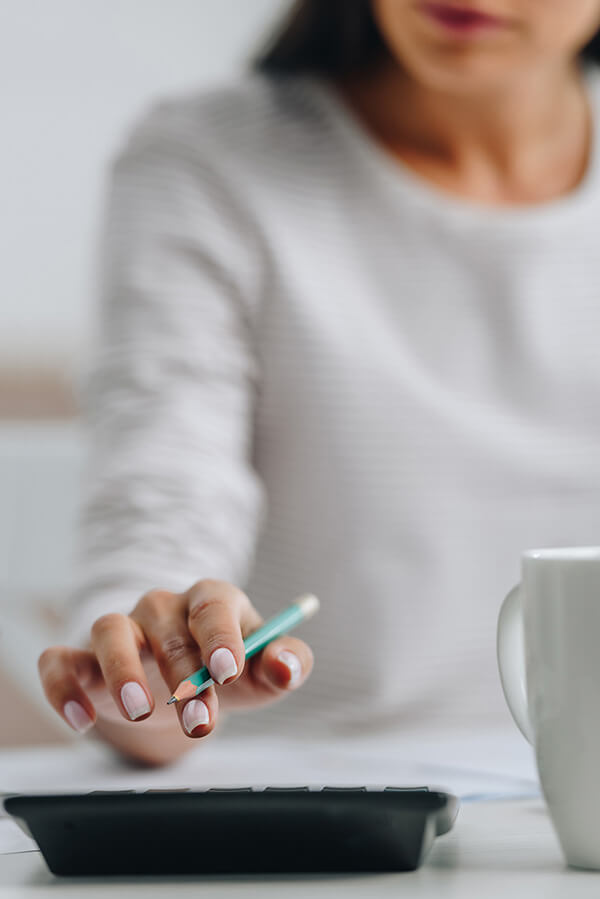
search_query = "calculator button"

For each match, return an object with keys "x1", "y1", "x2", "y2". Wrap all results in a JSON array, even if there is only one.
[
  {"x1": 321, "y1": 787, "x2": 367, "y2": 791},
  {"x1": 264, "y1": 787, "x2": 310, "y2": 792},
  {"x1": 384, "y1": 786, "x2": 430, "y2": 792},
  {"x1": 207, "y1": 787, "x2": 254, "y2": 792},
  {"x1": 88, "y1": 790, "x2": 136, "y2": 794},
  {"x1": 144, "y1": 788, "x2": 191, "y2": 793}
]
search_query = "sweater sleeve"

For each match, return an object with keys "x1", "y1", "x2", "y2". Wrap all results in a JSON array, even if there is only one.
[{"x1": 65, "y1": 100, "x2": 267, "y2": 647}]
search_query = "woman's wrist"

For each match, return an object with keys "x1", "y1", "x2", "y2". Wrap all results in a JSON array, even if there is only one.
[{"x1": 91, "y1": 712, "x2": 197, "y2": 767}]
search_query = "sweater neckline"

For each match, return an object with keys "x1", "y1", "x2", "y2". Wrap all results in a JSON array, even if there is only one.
[{"x1": 301, "y1": 64, "x2": 600, "y2": 233}]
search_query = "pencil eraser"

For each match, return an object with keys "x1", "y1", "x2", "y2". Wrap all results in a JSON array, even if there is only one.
[{"x1": 295, "y1": 593, "x2": 320, "y2": 619}]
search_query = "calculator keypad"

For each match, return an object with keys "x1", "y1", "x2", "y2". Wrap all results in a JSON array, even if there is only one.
[{"x1": 136, "y1": 785, "x2": 430, "y2": 793}]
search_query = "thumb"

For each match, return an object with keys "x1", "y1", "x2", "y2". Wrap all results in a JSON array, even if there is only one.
[{"x1": 249, "y1": 636, "x2": 314, "y2": 693}]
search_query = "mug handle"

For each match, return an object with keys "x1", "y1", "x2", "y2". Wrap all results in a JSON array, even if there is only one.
[{"x1": 497, "y1": 584, "x2": 535, "y2": 745}]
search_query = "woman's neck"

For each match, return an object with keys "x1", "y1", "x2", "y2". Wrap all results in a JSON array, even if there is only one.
[{"x1": 338, "y1": 59, "x2": 592, "y2": 205}]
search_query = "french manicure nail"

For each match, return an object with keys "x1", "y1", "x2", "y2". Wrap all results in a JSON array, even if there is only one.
[
  {"x1": 63, "y1": 700, "x2": 94, "y2": 734},
  {"x1": 209, "y1": 647, "x2": 238, "y2": 684},
  {"x1": 120, "y1": 682, "x2": 151, "y2": 720},
  {"x1": 182, "y1": 699, "x2": 210, "y2": 734},
  {"x1": 278, "y1": 650, "x2": 302, "y2": 688}
]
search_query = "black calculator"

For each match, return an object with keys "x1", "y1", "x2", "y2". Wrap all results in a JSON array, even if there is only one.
[{"x1": 4, "y1": 785, "x2": 458, "y2": 876}]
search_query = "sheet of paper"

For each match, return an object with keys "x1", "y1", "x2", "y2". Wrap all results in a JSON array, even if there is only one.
[
  {"x1": 0, "y1": 727, "x2": 540, "y2": 853},
  {"x1": 0, "y1": 819, "x2": 38, "y2": 854},
  {"x1": 1, "y1": 727, "x2": 539, "y2": 793}
]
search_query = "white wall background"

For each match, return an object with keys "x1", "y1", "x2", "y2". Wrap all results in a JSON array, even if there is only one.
[{"x1": 0, "y1": 0, "x2": 289, "y2": 367}]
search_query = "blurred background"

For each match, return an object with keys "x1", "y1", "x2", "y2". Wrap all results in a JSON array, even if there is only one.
[{"x1": 0, "y1": 0, "x2": 290, "y2": 746}]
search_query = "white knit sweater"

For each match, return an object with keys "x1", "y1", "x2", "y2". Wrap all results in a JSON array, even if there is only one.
[{"x1": 70, "y1": 65, "x2": 600, "y2": 740}]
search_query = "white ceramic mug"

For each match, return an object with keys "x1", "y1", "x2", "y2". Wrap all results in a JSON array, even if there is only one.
[{"x1": 497, "y1": 547, "x2": 600, "y2": 870}]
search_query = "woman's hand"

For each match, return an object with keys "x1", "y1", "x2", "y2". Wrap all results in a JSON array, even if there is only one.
[{"x1": 38, "y1": 579, "x2": 313, "y2": 763}]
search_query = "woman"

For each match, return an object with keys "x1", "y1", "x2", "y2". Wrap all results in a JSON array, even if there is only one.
[{"x1": 38, "y1": 1, "x2": 600, "y2": 765}]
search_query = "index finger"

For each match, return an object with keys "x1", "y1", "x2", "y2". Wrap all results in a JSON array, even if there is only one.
[{"x1": 185, "y1": 579, "x2": 262, "y2": 686}]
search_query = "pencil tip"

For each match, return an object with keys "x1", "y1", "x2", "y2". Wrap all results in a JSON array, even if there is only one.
[{"x1": 166, "y1": 696, "x2": 177, "y2": 705}]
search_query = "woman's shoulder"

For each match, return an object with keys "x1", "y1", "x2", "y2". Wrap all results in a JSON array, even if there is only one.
[{"x1": 113, "y1": 74, "x2": 329, "y2": 177}]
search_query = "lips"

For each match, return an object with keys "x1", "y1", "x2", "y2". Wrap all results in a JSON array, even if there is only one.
[{"x1": 419, "y1": 2, "x2": 506, "y2": 33}]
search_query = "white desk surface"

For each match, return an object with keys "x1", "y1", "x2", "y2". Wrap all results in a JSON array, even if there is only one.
[{"x1": 2, "y1": 733, "x2": 594, "y2": 897}]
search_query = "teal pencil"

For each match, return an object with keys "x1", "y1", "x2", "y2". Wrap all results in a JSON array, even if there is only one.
[{"x1": 166, "y1": 593, "x2": 320, "y2": 704}]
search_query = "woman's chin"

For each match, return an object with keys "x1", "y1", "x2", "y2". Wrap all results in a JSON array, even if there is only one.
[{"x1": 403, "y1": 53, "x2": 530, "y2": 98}]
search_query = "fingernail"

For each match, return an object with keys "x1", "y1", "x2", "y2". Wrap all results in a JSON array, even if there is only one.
[
  {"x1": 209, "y1": 647, "x2": 238, "y2": 684},
  {"x1": 278, "y1": 650, "x2": 302, "y2": 688},
  {"x1": 182, "y1": 699, "x2": 210, "y2": 734},
  {"x1": 120, "y1": 682, "x2": 151, "y2": 720},
  {"x1": 63, "y1": 700, "x2": 94, "y2": 734}
]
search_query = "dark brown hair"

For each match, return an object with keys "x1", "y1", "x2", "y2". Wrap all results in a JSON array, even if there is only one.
[{"x1": 256, "y1": 0, "x2": 600, "y2": 75}]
